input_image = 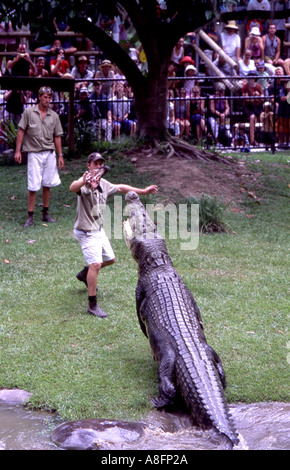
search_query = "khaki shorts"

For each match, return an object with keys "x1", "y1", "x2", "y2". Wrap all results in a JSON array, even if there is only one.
[
  {"x1": 27, "y1": 150, "x2": 61, "y2": 191},
  {"x1": 74, "y1": 228, "x2": 115, "y2": 265}
]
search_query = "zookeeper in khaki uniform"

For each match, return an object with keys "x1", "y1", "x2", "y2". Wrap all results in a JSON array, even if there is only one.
[
  {"x1": 14, "y1": 86, "x2": 64, "y2": 227},
  {"x1": 69, "y1": 152, "x2": 158, "y2": 319}
]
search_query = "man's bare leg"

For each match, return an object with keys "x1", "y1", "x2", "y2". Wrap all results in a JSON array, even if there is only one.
[{"x1": 23, "y1": 190, "x2": 37, "y2": 227}]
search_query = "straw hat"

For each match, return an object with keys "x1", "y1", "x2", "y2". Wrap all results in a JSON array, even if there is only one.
[
  {"x1": 224, "y1": 20, "x2": 239, "y2": 30},
  {"x1": 98, "y1": 59, "x2": 114, "y2": 70}
]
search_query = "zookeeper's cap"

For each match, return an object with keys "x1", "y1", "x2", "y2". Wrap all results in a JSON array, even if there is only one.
[{"x1": 87, "y1": 152, "x2": 105, "y2": 164}]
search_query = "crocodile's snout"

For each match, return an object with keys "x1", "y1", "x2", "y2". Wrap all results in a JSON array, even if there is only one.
[{"x1": 125, "y1": 191, "x2": 140, "y2": 204}]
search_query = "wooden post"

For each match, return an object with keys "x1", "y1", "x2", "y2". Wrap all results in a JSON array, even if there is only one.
[
  {"x1": 68, "y1": 79, "x2": 75, "y2": 152},
  {"x1": 193, "y1": 44, "x2": 235, "y2": 91},
  {"x1": 198, "y1": 30, "x2": 238, "y2": 70}
]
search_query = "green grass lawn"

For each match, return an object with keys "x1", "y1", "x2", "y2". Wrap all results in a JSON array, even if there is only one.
[{"x1": 0, "y1": 149, "x2": 289, "y2": 421}]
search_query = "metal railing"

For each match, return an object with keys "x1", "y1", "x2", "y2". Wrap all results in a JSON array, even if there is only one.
[
  {"x1": 167, "y1": 74, "x2": 290, "y2": 152},
  {"x1": 0, "y1": 75, "x2": 289, "y2": 153}
]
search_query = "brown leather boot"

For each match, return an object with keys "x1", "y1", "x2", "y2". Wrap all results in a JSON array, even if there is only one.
[{"x1": 87, "y1": 301, "x2": 107, "y2": 318}]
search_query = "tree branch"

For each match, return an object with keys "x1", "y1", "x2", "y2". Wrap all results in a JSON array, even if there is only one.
[{"x1": 69, "y1": 16, "x2": 145, "y2": 87}]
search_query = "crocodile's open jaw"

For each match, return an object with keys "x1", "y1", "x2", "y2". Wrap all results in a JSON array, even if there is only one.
[{"x1": 123, "y1": 219, "x2": 134, "y2": 249}]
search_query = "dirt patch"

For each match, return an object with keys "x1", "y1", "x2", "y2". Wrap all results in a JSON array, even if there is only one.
[{"x1": 128, "y1": 149, "x2": 258, "y2": 205}]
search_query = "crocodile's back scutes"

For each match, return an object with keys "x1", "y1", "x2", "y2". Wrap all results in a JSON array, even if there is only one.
[{"x1": 138, "y1": 268, "x2": 238, "y2": 444}]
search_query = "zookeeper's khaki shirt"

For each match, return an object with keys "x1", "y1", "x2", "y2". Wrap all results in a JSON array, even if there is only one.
[
  {"x1": 74, "y1": 179, "x2": 118, "y2": 232},
  {"x1": 18, "y1": 104, "x2": 63, "y2": 153}
]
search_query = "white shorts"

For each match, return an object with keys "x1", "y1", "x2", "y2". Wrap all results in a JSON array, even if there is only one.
[
  {"x1": 73, "y1": 228, "x2": 115, "y2": 265},
  {"x1": 27, "y1": 150, "x2": 61, "y2": 191}
]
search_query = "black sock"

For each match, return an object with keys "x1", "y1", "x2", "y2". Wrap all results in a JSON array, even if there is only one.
[
  {"x1": 28, "y1": 211, "x2": 34, "y2": 217},
  {"x1": 42, "y1": 207, "x2": 49, "y2": 215},
  {"x1": 88, "y1": 295, "x2": 97, "y2": 304}
]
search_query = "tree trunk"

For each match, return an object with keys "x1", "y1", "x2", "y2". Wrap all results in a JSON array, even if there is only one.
[
  {"x1": 69, "y1": 16, "x2": 231, "y2": 163},
  {"x1": 134, "y1": 69, "x2": 169, "y2": 140},
  {"x1": 70, "y1": 17, "x2": 171, "y2": 141}
]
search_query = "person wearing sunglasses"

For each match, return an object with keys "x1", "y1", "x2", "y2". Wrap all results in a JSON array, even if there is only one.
[{"x1": 14, "y1": 87, "x2": 64, "y2": 227}]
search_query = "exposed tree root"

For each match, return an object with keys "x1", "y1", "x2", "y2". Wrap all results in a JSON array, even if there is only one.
[{"x1": 151, "y1": 136, "x2": 232, "y2": 165}]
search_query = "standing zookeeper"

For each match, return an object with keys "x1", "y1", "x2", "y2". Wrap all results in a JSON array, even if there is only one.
[{"x1": 14, "y1": 86, "x2": 64, "y2": 227}]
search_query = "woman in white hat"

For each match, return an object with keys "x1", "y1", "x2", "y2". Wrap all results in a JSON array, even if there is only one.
[
  {"x1": 95, "y1": 60, "x2": 115, "y2": 97},
  {"x1": 221, "y1": 21, "x2": 241, "y2": 63},
  {"x1": 244, "y1": 27, "x2": 264, "y2": 63},
  {"x1": 183, "y1": 64, "x2": 197, "y2": 97}
]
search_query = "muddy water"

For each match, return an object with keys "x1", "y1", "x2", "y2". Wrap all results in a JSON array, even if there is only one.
[
  {"x1": 0, "y1": 402, "x2": 289, "y2": 450},
  {"x1": 0, "y1": 403, "x2": 60, "y2": 450}
]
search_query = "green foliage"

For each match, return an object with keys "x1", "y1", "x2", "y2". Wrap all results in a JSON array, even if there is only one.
[
  {"x1": 73, "y1": 119, "x2": 99, "y2": 152},
  {"x1": 1, "y1": 119, "x2": 18, "y2": 149},
  {"x1": 1, "y1": 1, "x2": 217, "y2": 39},
  {"x1": 180, "y1": 193, "x2": 231, "y2": 233}
]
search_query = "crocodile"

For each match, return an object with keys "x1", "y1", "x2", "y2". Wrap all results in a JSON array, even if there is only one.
[{"x1": 123, "y1": 191, "x2": 239, "y2": 449}]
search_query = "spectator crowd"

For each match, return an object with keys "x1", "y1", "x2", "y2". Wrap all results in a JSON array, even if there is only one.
[{"x1": 0, "y1": 2, "x2": 290, "y2": 149}]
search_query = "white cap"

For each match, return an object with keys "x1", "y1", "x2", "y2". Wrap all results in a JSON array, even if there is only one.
[
  {"x1": 250, "y1": 27, "x2": 261, "y2": 36},
  {"x1": 185, "y1": 64, "x2": 197, "y2": 74}
]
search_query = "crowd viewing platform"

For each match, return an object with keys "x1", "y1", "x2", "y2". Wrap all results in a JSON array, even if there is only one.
[{"x1": 0, "y1": 2, "x2": 290, "y2": 153}]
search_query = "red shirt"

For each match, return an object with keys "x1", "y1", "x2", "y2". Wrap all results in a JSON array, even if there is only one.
[{"x1": 50, "y1": 59, "x2": 69, "y2": 75}]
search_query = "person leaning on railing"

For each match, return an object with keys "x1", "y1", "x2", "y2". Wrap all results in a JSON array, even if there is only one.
[
  {"x1": 241, "y1": 70, "x2": 264, "y2": 146},
  {"x1": 30, "y1": 56, "x2": 49, "y2": 78},
  {"x1": 189, "y1": 86, "x2": 207, "y2": 143},
  {"x1": 276, "y1": 79, "x2": 290, "y2": 147},
  {"x1": 89, "y1": 81, "x2": 112, "y2": 141},
  {"x1": 208, "y1": 82, "x2": 231, "y2": 147}
]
